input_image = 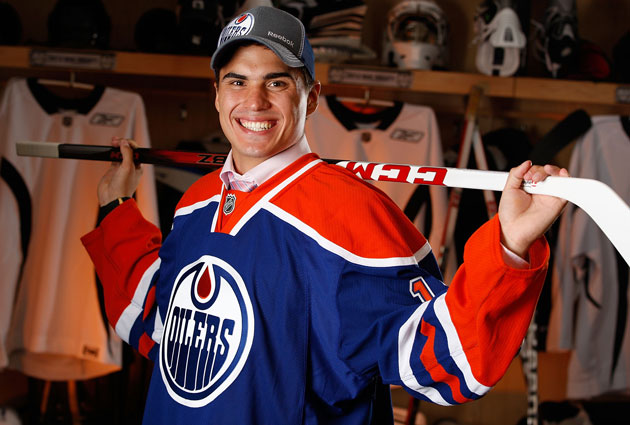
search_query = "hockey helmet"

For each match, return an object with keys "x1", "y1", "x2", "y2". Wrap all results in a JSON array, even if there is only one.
[
  {"x1": 532, "y1": 0, "x2": 579, "y2": 78},
  {"x1": 0, "y1": 2, "x2": 22, "y2": 45},
  {"x1": 382, "y1": 0, "x2": 448, "y2": 70},
  {"x1": 135, "y1": 8, "x2": 179, "y2": 54},
  {"x1": 474, "y1": 0, "x2": 526, "y2": 76},
  {"x1": 177, "y1": 0, "x2": 221, "y2": 55},
  {"x1": 568, "y1": 39, "x2": 611, "y2": 81},
  {"x1": 47, "y1": 0, "x2": 111, "y2": 49}
]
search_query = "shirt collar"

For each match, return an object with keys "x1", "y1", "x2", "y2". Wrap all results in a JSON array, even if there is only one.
[{"x1": 219, "y1": 138, "x2": 312, "y2": 189}]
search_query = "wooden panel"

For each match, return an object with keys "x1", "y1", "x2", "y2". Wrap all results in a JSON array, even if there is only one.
[
  {"x1": 409, "y1": 70, "x2": 514, "y2": 98},
  {"x1": 115, "y1": 51, "x2": 212, "y2": 79},
  {"x1": 315, "y1": 63, "x2": 515, "y2": 98},
  {"x1": 514, "y1": 77, "x2": 622, "y2": 105},
  {"x1": 0, "y1": 46, "x2": 30, "y2": 68}
]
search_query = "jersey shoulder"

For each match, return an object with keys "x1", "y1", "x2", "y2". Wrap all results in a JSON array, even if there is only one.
[
  {"x1": 271, "y1": 161, "x2": 427, "y2": 259},
  {"x1": 175, "y1": 168, "x2": 223, "y2": 211}
]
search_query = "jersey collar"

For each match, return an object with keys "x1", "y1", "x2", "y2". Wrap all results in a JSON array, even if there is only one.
[{"x1": 219, "y1": 138, "x2": 312, "y2": 189}]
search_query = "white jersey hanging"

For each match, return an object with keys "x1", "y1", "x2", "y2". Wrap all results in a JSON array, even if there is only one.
[{"x1": 0, "y1": 77, "x2": 159, "y2": 380}]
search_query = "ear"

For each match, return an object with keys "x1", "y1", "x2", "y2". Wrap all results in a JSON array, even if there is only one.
[
  {"x1": 214, "y1": 81, "x2": 220, "y2": 112},
  {"x1": 306, "y1": 81, "x2": 321, "y2": 116}
]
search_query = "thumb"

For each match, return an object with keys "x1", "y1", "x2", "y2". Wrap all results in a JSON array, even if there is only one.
[{"x1": 504, "y1": 160, "x2": 531, "y2": 190}]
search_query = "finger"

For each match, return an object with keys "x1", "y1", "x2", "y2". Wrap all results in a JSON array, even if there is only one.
[
  {"x1": 523, "y1": 164, "x2": 547, "y2": 182},
  {"x1": 543, "y1": 164, "x2": 570, "y2": 178},
  {"x1": 119, "y1": 139, "x2": 136, "y2": 171},
  {"x1": 526, "y1": 164, "x2": 569, "y2": 182},
  {"x1": 125, "y1": 139, "x2": 142, "y2": 169},
  {"x1": 504, "y1": 160, "x2": 532, "y2": 190}
]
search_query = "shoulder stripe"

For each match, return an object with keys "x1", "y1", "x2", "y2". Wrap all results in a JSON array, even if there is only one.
[
  {"x1": 174, "y1": 195, "x2": 221, "y2": 218},
  {"x1": 414, "y1": 242, "x2": 432, "y2": 263},
  {"x1": 229, "y1": 158, "x2": 323, "y2": 236},
  {"x1": 263, "y1": 203, "x2": 421, "y2": 267},
  {"x1": 115, "y1": 258, "x2": 161, "y2": 343}
]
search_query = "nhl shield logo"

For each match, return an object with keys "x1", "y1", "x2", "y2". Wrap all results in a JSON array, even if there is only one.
[
  {"x1": 159, "y1": 256, "x2": 254, "y2": 407},
  {"x1": 223, "y1": 194, "x2": 236, "y2": 215}
]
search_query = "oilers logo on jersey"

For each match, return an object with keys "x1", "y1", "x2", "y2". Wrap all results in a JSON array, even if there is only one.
[{"x1": 159, "y1": 256, "x2": 254, "y2": 407}]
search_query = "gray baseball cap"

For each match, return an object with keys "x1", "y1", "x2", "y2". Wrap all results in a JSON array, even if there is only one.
[{"x1": 211, "y1": 6, "x2": 315, "y2": 80}]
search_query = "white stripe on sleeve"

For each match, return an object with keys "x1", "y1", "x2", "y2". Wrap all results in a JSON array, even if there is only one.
[
  {"x1": 433, "y1": 295, "x2": 491, "y2": 396},
  {"x1": 115, "y1": 258, "x2": 161, "y2": 343},
  {"x1": 398, "y1": 302, "x2": 452, "y2": 406}
]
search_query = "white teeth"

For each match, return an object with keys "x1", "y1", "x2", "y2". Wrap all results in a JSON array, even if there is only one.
[{"x1": 240, "y1": 120, "x2": 273, "y2": 131}]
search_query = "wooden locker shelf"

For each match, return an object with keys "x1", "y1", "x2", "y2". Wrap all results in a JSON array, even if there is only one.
[{"x1": 1, "y1": 45, "x2": 629, "y2": 113}]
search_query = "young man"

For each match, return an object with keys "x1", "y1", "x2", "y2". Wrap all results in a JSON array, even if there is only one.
[{"x1": 83, "y1": 6, "x2": 568, "y2": 424}]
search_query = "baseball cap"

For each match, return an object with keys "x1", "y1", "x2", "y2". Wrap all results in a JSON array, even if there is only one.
[{"x1": 210, "y1": 6, "x2": 315, "y2": 80}]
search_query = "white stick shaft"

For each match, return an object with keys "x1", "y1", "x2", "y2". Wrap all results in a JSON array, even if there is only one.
[{"x1": 338, "y1": 161, "x2": 630, "y2": 267}]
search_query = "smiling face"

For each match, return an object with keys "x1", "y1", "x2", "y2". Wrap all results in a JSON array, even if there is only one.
[{"x1": 214, "y1": 44, "x2": 320, "y2": 174}]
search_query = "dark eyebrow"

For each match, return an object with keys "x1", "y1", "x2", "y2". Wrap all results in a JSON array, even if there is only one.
[
  {"x1": 264, "y1": 72, "x2": 293, "y2": 80},
  {"x1": 222, "y1": 72, "x2": 247, "y2": 81},
  {"x1": 221, "y1": 71, "x2": 294, "y2": 81}
]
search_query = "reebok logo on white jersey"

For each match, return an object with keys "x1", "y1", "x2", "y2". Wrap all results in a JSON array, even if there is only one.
[{"x1": 90, "y1": 113, "x2": 124, "y2": 127}]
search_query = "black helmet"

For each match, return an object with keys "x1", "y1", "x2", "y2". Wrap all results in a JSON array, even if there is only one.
[
  {"x1": 0, "y1": 2, "x2": 22, "y2": 45},
  {"x1": 135, "y1": 8, "x2": 179, "y2": 54},
  {"x1": 48, "y1": 0, "x2": 111, "y2": 49},
  {"x1": 177, "y1": 0, "x2": 221, "y2": 55}
]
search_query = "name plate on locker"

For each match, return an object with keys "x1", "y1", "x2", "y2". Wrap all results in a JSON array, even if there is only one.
[
  {"x1": 616, "y1": 86, "x2": 630, "y2": 104},
  {"x1": 29, "y1": 49, "x2": 116, "y2": 70},
  {"x1": 328, "y1": 66, "x2": 412, "y2": 88}
]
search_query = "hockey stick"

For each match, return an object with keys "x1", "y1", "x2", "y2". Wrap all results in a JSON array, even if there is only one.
[{"x1": 16, "y1": 141, "x2": 630, "y2": 267}]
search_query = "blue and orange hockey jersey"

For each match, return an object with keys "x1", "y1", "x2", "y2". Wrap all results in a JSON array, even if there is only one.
[{"x1": 81, "y1": 153, "x2": 549, "y2": 424}]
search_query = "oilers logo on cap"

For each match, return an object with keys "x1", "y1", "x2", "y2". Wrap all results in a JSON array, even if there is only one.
[
  {"x1": 159, "y1": 256, "x2": 254, "y2": 407},
  {"x1": 219, "y1": 12, "x2": 255, "y2": 45}
]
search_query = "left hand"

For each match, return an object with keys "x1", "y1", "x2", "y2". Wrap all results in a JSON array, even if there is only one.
[{"x1": 498, "y1": 160, "x2": 569, "y2": 259}]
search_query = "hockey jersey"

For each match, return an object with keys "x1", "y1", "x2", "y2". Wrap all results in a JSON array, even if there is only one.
[
  {"x1": 305, "y1": 96, "x2": 448, "y2": 253},
  {"x1": 547, "y1": 115, "x2": 630, "y2": 399},
  {"x1": 0, "y1": 77, "x2": 158, "y2": 380},
  {"x1": 82, "y1": 152, "x2": 549, "y2": 424}
]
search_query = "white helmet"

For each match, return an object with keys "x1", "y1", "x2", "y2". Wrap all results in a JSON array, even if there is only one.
[
  {"x1": 473, "y1": 0, "x2": 526, "y2": 76},
  {"x1": 382, "y1": 0, "x2": 448, "y2": 70}
]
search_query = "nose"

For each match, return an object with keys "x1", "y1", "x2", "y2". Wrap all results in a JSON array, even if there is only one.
[{"x1": 244, "y1": 84, "x2": 271, "y2": 110}]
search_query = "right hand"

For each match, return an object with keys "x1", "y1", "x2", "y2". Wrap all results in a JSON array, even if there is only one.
[{"x1": 97, "y1": 137, "x2": 142, "y2": 206}]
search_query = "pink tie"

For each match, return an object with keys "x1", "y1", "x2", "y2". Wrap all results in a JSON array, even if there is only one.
[{"x1": 226, "y1": 171, "x2": 257, "y2": 192}]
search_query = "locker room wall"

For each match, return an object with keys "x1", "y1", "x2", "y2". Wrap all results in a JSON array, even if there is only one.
[{"x1": 7, "y1": 0, "x2": 630, "y2": 74}]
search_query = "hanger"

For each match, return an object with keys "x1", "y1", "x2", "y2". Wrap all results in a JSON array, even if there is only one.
[
  {"x1": 336, "y1": 88, "x2": 396, "y2": 113},
  {"x1": 36, "y1": 71, "x2": 95, "y2": 90}
]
